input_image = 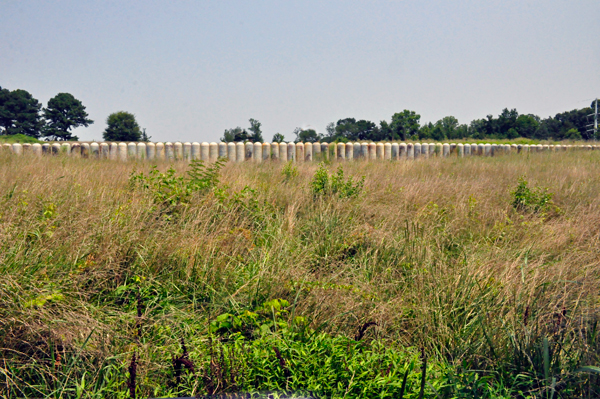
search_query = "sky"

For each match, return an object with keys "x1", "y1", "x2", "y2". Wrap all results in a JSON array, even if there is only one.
[{"x1": 1, "y1": 0, "x2": 599, "y2": 142}]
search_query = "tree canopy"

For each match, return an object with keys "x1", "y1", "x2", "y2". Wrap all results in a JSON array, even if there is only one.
[
  {"x1": 43, "y1": 92, "x2": 93, "y2": 141},
  {"x1": 102, "y1": 111, "x2": 141, "y2": 141},
  {"x1": 0, "y1": 87, "x2": 45, "y2": 137}
]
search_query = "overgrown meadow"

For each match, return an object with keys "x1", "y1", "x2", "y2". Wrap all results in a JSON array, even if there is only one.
[{"x1": 1, "y1": 151, "x2": 599, "y2": 398}]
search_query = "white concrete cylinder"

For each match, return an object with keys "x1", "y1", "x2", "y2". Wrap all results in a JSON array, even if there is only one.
[
  {"x1": 407, "y1": 143, "x2": 414, "y2": 160},
  {"x1": 156, "y1": 142, "x2": 165, "y2": 160},
  {"x1": 464, "y1": 143, "x2": 471, "y2": 156},
  {"x1": 136, "y1": 142, "x2": 146, "y2": 159},
  {"x1": 61, "y1": 143, "x2": 71, "y2": 155},
  {"x1": 127, "y1": 142, "x2": 136, "y2": 158},
  {"x1": 288, "y1": 142, "x2": 296, "y2": 162},
  {"x1": 32, "y1": 143, "x2": 42, "y2": 156},
  {"x1": 88, "y1": 142, "x2": 98, "y2": 158},
  {"x1": 368, "y1": 143, "x2": 376, "y2": 160},
  {"x1": 146, "y1": 142, "x2": 155, "y2": 160},
  {"x1": 279, "y1": 142, "x2": 288, "y2": 162},
  {"x1": 457, "y1": 143, "x2": 464, "y2": 157},
  {"x1": 219, "y1": 142, "x2": 227, "y2": 159},
  {"x1": 449, "y1": 143, "x2": 456, "y2": 155},
  {"x1": 421, "y1": 143, "x2": 429, "y2": 159},
  {"x1": 118, "y1": 142, "x2": 127, "y2": 161},
  {"x1": 253, "y1": 142, "x2": 262, "y2": 162},
  {"x1": 21, "y1": 143, "x2": 31, "y2": 153},
  {"x1": 245, "y1": 142, "x2": 253, "y2": 161},
  {"x1": 442, "y1": 143, "x2": 450, "y2": 157},
  {"x1": 262, "y1": 142, "x2": 271, "y2": 161},
  {"x1": 321, "y1": 143, "x2": 329, "y2": 160},
  {"x1": 491, "y1": 144, "x2": 498, "y2": 156},
  {"x1": 345, "y1": 142, "x2": 353, "y2": 160},
  {"x1": 376, "y1": 143, "x2": 384, "y2": 159},
  {"x1": 384, "y1": 143, "x2": 392, "y2": 160},
  {"x1": 81, "y1": 143, "x2": 90, "y2": 157},
  {"x1": 70, "y1": 143, "x2": 81, "y2": 157},
  {"x1": 236, "y1": 142, "x2": 245, "y2": 162},
  {"x1": 98, "y1": 143, "x2": 108, "y2": 158},
  {"x1": 391, "y1": 143, "x2": 399, "y2": 159},
  {"x1": 469, "y1": 144, "x2": 476, "y2": 155},
  {"x1": 361, "y1": 142, "x2": 369, "y2": 160},
  {"x1": 165, "y1": 142, "x2": 174, "y2": 160},
  {"x1": 313, "y1": 142, "x2": 321, "y2": 160},
  {"x1": 337, "y1": 142, "x2": 345, "y2": 160},
  {"x1": 12, "y1": 143, "x2": 22, "y2": 155},
  {"x1": 413, "y1": 143, "x2": 421, "y2": 160},
  {"x1": 183, "y1": 142, "x2": 192, "y2": 160},
  {"x1": 108, "y1": 142, "x2": 118, "y2": 160},
  {"x1": 296, "y1": 142, "x2": 304, "y2": 162},
  {"x1": 434, "y1": 143, "x2": 442, "y2": 156},
  {"x1": 191, "y1": 142, "x2": 200, "y2": 160},
  {"x1": 483, "y1": 144, "x2": 491, "y2": 156},
  {"x1": 209, "y1": 142, "x2": 218, "y2": 162},
  {"x1": 174, "y1": 142, "x2": 183, "y2": 160},
  {"x1": 352, "y1": 142, "x2": 360, "y2": 160},
  {"x1": 305, "y1": 142, "x2": 313, "y2": 161},
  {"x1": 271, "y1": 142, "x2": 279, "y2": 161},
  {"x1": 42, "y1": 143, "x2": 50, "y2": 154},
  {"x1": 399, "y1": 143, "x2": 407, "y2": 159},
  {"x1": 228, "y1": 142, "x2": 236, "y2": 161}
]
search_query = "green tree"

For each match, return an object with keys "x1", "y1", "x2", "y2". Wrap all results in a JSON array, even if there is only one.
[
  {"x1": 221, "y1": 127, "x2": 248, "y2": 142},
  {"x1": 272, "y1": 133, "x2": 285, "y2": 143},
  {"x1": 390, "y1": 110, "x2": 420, "y2": 141},
  {"x1": 102, "y1": 111, "x2": 141, "y2": 141},
  {"x1": 0, "y1": 87, "x2": 45, "y2": 137},
  {"x1": 293, "y1": 127, "x2": 321, "y2": 143},
  {"x1": 248, "y1": 118, "x2": 263, "y2": 142},
  {"x1": 42, "y1": 93, "x2": 93, "y2": 141}
]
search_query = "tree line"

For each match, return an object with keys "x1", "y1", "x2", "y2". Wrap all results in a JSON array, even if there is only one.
[
  {"x1": 0, "y1": 86, "x2": 148, "y2": 142},
  {"x1": 224, "y1": 102, "x2": 598, "y2": 144}
]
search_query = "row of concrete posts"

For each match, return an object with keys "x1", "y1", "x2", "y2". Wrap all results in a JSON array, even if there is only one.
[{"x1": 2, "y1": 141, "x2": 598, "y2": 162}]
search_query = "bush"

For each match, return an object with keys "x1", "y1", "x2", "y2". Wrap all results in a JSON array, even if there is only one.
[
  {"x1": 511, "y1": 177, "x2": 553, "y2": 213},
  {"x1": 310, "y1": 163, "x2": 364, "y2": 198}
]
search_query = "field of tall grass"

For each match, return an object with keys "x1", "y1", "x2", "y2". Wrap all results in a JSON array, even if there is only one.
[{"x1": 1, "y1": 151, "x2": 599, "y2": 398}]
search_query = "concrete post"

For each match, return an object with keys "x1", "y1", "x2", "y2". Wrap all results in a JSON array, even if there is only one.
[
  {"x1": 484, "y1": 144, "x2": 491, "y2": 156},
  {"x1": 118, "y1": 142, "x2": 127, "y2": 161},
  {"x1": 295, "y1": 142, "x2": 304, "y2": 163},
  {"x1": 191, "y1": 142, "x2": 200, "y2": 160},
  {"x1": 450, "y1": 143, "x2": 457, "y2": 155},
  {"x1": 384, "y1": 143, "x2": 392, "y2": 160},
  {"x1": 245, "y1": 142, "x2": 253, "y2": 161},
  {"x1": 146, "y1": 142, "x2": 155, "y2": 160},
  {"x1": 407, "y1": 143, "x2": 414, "y2": 160},
  {"x1": 136, "y1": 142, "x2": 146, "y2": 159},
  {"x1": 219, "y1": 142, "x2": 227, "y2": 159},
  {"x1": 353, "y1": 142, "x2": 361, "y2": 160},
  {"x1": 165, "y1": 142, "x2": 174, "y2": 160},
  {"x1": 458, "y1": 143, "x2": 464, "y2": 157},
  {"x1": 279, "y1": 142, "x2": 288, "y2": 162},
  {"x1": 199, "y1": 142, "x2": 209, "y2": 161},
  {"x1": 184, "y1": 142, "x2": 192, "y2": 160},
  {"x1": 399, "y1": 143, "x2": 407, "y2": 159},
  {"x1": 433, "y1": 143, "x2": 441, "y2": 157},
  {"x1": 368, "y1": 142, "x2": 376, "y2": 160},
  {"x1": 391, "y1": 143, "x2": 399, "y2": 159},
  {"x1": 421, "y1": 143, "x2": 429, "y2": 159},
  {"x1": 442, "y1": 143, "x2": 449, "y2": 157},
  {"x1": 313, "y1": 142, "x2": 321, "y2": 160},
  {"x1": 262, "y1": 142, "x2": 271, "y2": 161},
  {"x1": 32, "y1": 143, "x2": 42, "y2": 156},
  {"x1": 464, "y1": 143, "x2": 471, "y2": 156},
  {"x1": 413, "y1": 143, "x2": 421, "y2": 160},
  {"x1": 345, "y1": 142, "x2": 353, "y2": 160},
  {"x1": 209, "y1": 142, "x2": 218, "y2": 162},
  {"x1": 491, "y1": 144, "x2": 497, "y2": 156},
  {"x1": 253, "y1": 142, "x2": 262, "y2": 163},
  {"x1": 361, "y1": 142, "x2": 369, "y2": 160},
  {"x1": 12, "y1": 143, "x2": 23, "y2": 155},
  {"x1": 21, "y1": 143, "x2": 31, "y2": 153},
  {"x1": 70, "y1": 143, "x2": 81, "y2": 157},
  {"x1": 173, "y1": 142, "x2": 183, "y2": 160},
  {"x1": 511, "y1": 144, "x2": 517, "y2": 153},
  {"x1": 61, "y1": 143, "x2": 71, "y2": 155},
  {"x1": 376, "y1": 143, "x2": 384, "y2": 159},
  {"x1": 236, "y1": 142, "x2": 245, "y2": 162},
  {"x1": 469, "y1": 144, "x2": 476, "y2": 155},
  {"x1": 288, "y1": 142, "x2": 296, "y2": 162},
  {"x1": 321, "y1": 143, "x2": 329, "y2": 161},
  {"x1": 51, "y1": 143, "x2": 61, "y2": 155},
  {"x1": 81, "y1": 143, "x2": 90, "y2": 157},
  {"x1": 337, "y1": 142, "x2": 345, "y2": 160},
  {"x1": 156, "y1": 142, "x2": 165, "y2": 160},
  {"x1": 271, "y1": 142, "x2": 279, "y2": 161},
  {"x1": 42, "y1": 143, "x2": 51, "y2": 154},
  {"x1": 305, "y1": 142, "x2": 313, "y2": 161},
  {"x1": 87, "y1": 142, "x2": 97, "y2": 157},
  {"x1": 228, "y1": 142, "x2": 236, "y2": 161}
]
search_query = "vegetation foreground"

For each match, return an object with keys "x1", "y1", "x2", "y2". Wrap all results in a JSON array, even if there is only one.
[{"x1": 1, "y1": 152, "x2": 599, "y2": 398}]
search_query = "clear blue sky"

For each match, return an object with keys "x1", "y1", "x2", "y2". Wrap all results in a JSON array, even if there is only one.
[{"x1": 2, "y1": 0, "x2": 599, "y2": 142}]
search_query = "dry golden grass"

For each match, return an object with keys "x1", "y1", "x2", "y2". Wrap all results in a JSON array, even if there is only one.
[{"x1": 1, "y1": 150, "x2": 599, "y2": 397}]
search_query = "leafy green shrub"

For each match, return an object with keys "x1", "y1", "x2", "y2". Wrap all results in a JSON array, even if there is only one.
[
  {"x1": 511, "y1": 177, "x2": 553, "y2": 213},
  {"x1": 281, "y1": 161, "x2": 299, "y2": 181},
  {"x1": 310, "y1": 163, "x2": 364, "y2": 199},
  {"x1": 129, "y1": 159, "x2": 224, "y2": 217}
]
